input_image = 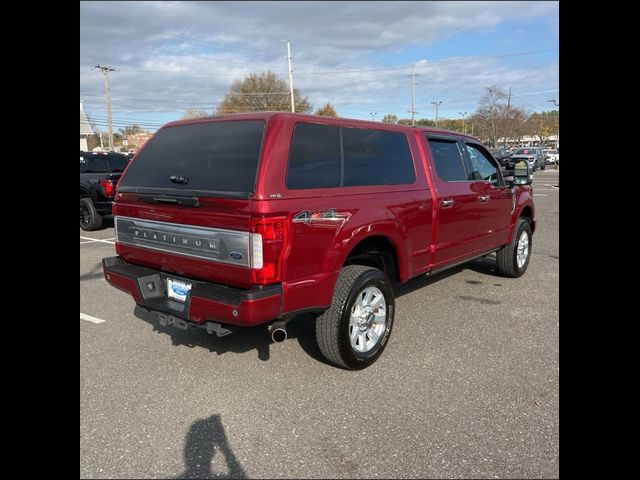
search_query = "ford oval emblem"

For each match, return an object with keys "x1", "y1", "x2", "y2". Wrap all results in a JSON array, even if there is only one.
[{"x1": 229, "y1": 252, "x2": 243, "y2": 261}]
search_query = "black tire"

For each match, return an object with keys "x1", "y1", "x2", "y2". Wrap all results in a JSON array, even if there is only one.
[
  {"x1": 496, "y1": 218, "x2": 532, "y2": 278},
  {"x1": 541, "y1": 162, "x2": 546, "y2": 170},
  {"x1": 316, "y1": 265, "x2": 395, "y2": 370},
  {"x1": 80, "y1": 198, "x2": 103, "y2": 231}
]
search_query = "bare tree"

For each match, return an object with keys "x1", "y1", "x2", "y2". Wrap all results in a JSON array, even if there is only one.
[
  {"x1": 474, "y1": 86, "x2": 508, "y2": 147},
  {"x1": 181, "y1": 108, "x2": 210, "y2": 119},
  {"x1": 118, "y1": 125, "x2": 143, "y2": 136}
]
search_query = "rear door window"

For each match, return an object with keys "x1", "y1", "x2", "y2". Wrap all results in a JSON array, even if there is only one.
[
  {"x1": 342, "y1": 127, "x2": 415, "y2": 186},
  {"x1": 86, "y1": 155, "x2": 109, "y2": 173},
  {"x1": 427, "y1": 138, "x2": 468, "y2": 182},
  {"x1": 106, "y1": 154, "x2": 129, "y2": 173}
]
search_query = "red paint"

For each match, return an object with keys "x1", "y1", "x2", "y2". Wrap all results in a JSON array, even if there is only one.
[
  {"x1": 188, "y1": 293, "x2": 281, "y2": 327},
  {"x1": 103, "y1": 267, "x2": 142, "y2": 303},
  {"x1": 105, "y1": 113, "x2": 535, "y2": 327}
]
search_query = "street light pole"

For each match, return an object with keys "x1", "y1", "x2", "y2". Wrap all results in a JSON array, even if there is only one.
[
  {"x1": 431, "y1": 101, "x2": 443, "y2": 128},
  {"x1": 458, "y1": 111, "x2": 467, "y2": 134},
  {"x1": 547, "y1": 99, "x2": 559, "y2": 149},
  {"x1": 370, "y1": 112, "x2": 377, "y2": 121}
]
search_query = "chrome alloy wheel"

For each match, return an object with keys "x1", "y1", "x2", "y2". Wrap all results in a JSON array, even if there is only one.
[
  {"x1": 517, "y1": 230, "x2": 530, "y2": 268},
  {"x1": 348, "y1": 286, "x2": 386, "y2": 353}
]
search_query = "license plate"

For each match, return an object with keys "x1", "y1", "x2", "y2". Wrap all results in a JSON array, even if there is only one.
[{"x1": 167, "y1": 278, "x2": 192, "y2": 302}]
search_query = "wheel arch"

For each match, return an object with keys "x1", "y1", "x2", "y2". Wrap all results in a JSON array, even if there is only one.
[{"x1": 340, "y1": 234, "x2": 404, "y2": 283}]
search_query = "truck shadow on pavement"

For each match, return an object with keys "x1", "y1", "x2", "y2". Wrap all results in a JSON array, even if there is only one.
[
  {"x1": 170, "y1": 414, "x2": 247, "y2": 479},
  {"x1": 394, "y1": 255, "x2": 501, "y2": 298},
  {"x1": 133, "y1": 256, "x2": 502, "y2": 366},
  {"x1": 80, "y1": 262, "x2": 105, "y2": 282},
  {"x1": 134, "y1": 307, "x2": 329, "y2": 365}
]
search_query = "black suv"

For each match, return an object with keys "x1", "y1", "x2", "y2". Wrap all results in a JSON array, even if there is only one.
[
  {"x1": 489, "y1": 147, "x2": 512, "y2": 169},
  {"x1": 80, "y1": 151, "x2": 130, "y2": 230}
]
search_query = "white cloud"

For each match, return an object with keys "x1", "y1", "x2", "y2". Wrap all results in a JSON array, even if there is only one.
[{"x1": 80, "y1": 1, "x2": 558, "y2": 124}]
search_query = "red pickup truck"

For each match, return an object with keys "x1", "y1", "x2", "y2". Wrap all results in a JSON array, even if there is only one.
[{"x1": 103, "y1": 113, "x2": 535, "y2": 369}]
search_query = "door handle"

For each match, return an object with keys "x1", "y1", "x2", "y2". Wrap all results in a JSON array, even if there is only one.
[
  {"x1": 478, "y1": 195, "x2": 489, "y2": 203},
  {"x1": 440, "y1": 199, "x2": 454, "y2": 208}
]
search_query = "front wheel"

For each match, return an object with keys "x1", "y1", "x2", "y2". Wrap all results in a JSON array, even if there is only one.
[
  {"x1": 316, "y1": 265, "x2": 395, "y2": 370},
  {"x1": 496, "y1": 218, "x2": 532, "y2": 277}
]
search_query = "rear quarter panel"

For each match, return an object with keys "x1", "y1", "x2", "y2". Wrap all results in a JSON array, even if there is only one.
[{"x1": 255, "y1": 116, "x2": 432, "y2": 314}]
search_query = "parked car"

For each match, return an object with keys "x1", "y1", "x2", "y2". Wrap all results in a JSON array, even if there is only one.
[
  {"x1": 489, "y1": 147, "x2": 512, "y2": 169},
  {"x1": 102, "y1": 113, "x2": 535, "y2": 369},
  {"x1": 510, "y1": 147, "x2": 546, "y2": 172},
  {"x1": 80, "y1": 151, "x2": 131, "y2": 230},
  {"x1": 543, "y1": 149, "x2": 559, "y2": 165}
]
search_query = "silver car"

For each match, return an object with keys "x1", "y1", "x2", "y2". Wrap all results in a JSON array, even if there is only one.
[{"x1": 510, "y1": 147, "x2": 546, "y2": 172}]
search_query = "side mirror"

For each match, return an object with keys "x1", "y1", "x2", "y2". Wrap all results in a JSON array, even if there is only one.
[{"x1": 513, "y1": 160, "x2": 533, "y2": 185}]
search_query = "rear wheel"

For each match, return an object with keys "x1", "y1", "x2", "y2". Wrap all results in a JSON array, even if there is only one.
[
  {"x1": 80, "y1": 198, "x2": 103, "y2": 231},
  {"x1": 316, "y1": 265, "x2": 395, "y2": 370},
  {"x1": 496, "y1": 218, "x2": 532, "y2": 278}
]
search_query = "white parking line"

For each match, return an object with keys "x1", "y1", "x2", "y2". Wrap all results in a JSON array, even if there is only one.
[
  {"x1": 80, "y1": 236, "x2": 115, "y2": 244},
  {"x1": 80, "y1": 313, "x2": 106, "y2": 324},
  {"x1": 534, "y1": 194, "x2": 548, "y2": 197}
]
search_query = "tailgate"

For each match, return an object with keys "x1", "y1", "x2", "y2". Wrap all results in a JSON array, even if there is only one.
[
  {"x1": 114, "y1": 196, "x2": 254, "y2": 288},
  {"x1": 112, "y1": 119, "x2": 267, "y2": 289}
]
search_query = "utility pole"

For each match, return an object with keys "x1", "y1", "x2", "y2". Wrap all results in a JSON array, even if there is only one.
[
  {"x1": 286, "y1": 42, "x2": 295, "y2": 112},
  {"x1": 430, "y1": 101, "x2": 443, "y2": 128},
  {"x1": 93, "y1": 65, "x2": 117, "y2": 150},
  {"x1": 408, "y1": 64, "x2": 420, "y2": 126},
  {"x1": 458, "y1": 112, "x2": 468, "y2": 133}
]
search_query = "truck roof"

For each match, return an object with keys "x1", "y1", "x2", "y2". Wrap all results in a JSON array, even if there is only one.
[{"x1": 161, "y1": 112, "x2": 482, "y2": 142}]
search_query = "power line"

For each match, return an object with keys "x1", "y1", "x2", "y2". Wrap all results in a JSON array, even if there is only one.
[
  {"x1": 80, "y1": 48, "x2": 558, "y2": 79},
  {"x1": 152, "y1": 33, "x2": 265, "y2": 56},
  {"x1": 294, "y1": 48, "x2": 559, "y2": 75},
  {"x1": 150, "y1": 47, "x2": 290, "y2": 69}
]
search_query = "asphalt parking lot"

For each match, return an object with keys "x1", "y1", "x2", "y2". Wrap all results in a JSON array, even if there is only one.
[{"x1": 80, "y1": 170, "x2": 559, "y2": 479}]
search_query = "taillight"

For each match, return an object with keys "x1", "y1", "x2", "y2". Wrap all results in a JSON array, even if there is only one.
[
  {"x1": 250, "y1": 217, "x2": 288, "y2": 285},
  {"x1": 99, "y1": 180, "x2": 116, "y2": 197}
]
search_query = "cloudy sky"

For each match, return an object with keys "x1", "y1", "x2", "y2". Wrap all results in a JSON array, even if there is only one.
[{"x1": 80, "y1": 1, "x2": 559, "y2": 132}]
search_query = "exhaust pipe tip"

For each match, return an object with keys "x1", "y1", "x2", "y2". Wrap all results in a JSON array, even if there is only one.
[
  {"x1": 271, "y1": 328, "x2": 287, "y2": 343},
  {"x1": 268, "y1": 321, "x2": 287, "y2": 343}
]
